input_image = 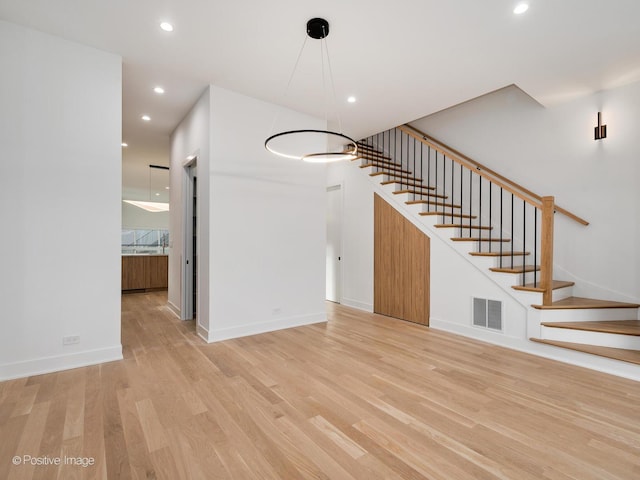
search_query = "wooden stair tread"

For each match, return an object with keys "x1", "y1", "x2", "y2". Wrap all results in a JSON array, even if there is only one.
[
  {"x1": 351, "y1": 156, "x2": 402, "y2": 167},
  {"x1": 490, "y1": 265, "x2": 540, "y2": 274},
  {"x1": 356, "y1": 152, "x2": 393, "y2": 161},
  {"x1": 361, "y1": 163, "x2": 411, "y2": 174},
  {"x1": 512, "y1": 280, "x2": 574, "y2": 293},
  {"x1": 541, "y1": 320, "x2": 640, "y2": 336},
  {"x1": 435, "y1": 224, "x2": 492, "y2": 230},
  {"x1": 356, "y1": 142, "x2": 382, "y2": 150},
  {"x1": 380, "y1": 180, "x2": 434, "y2": 190},
  {"x1": 422, "y1": 213, "x2": 477, "y2": 220},
  {"x1": 470, "y1": 251, "x2": 529, "y2": 257},
  {"x1": 451, "y1": 237, "x2": 509, "y2": 242},
  {"x1": 532, "y1": 296, "x2": 640, "y2": 310},
  {"x1": 530, "y1": 338, "x2": 640, "y2": 365},
  {"x1": 370, "y1": 171, "x2": 422, "y2": 182},
  {"x1": 394, "y1": 189, "x2": 448, "y2": 200},
  {"x1": 355, "y1": 146, "x2": 391, "y2": 158},
  {"x1": 407, "y1": 200, "x2": 461, "y2": 209}
]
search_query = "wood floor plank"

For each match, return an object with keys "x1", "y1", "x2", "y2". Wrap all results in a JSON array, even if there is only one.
[
  {"x1": 31, "y1": 374, "x2": 67, "y2": 480},
  {"x1": 0, "y1": 414, "x2": 28, "y2": 480},
  {"x1": 8, "y1": 401, "x2": 50, "y2": 480},
  {"x1": 1, "y1": 291, "x2": 639, "y2": 480},
  {"x1": 81, "y1": 366, "x2": 107, "y2": 480},
  {"x1": 101, "y1": 362, "x2": 132, "y2": 480}
]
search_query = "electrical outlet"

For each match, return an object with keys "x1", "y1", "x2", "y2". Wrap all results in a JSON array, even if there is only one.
[{"x1": 63, "y1": 335, "x2": 80, "y2": 345}]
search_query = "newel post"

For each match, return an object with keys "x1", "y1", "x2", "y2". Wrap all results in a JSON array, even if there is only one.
[{"x1": 540, "y1": 196, "x2": 555, "y2": 306}]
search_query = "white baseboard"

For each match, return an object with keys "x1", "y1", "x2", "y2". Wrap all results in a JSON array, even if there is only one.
[
  {"x1": 166, "y1": 300, "x2": 181, "y2": 319},
  {"x1": 206, "y1": 312, "x2": 326, "y2": 343},
  {"x1": 430, "y1": 317, "x2": 640, "y2": 382},
  {"x1": 0, "y1": 345, "x2": 123, "y2": 382},
  {"x1": 196, "y1": 323, "x2": 209, "y2": 343},
  {"x1": 340, "y1": 298, "x2": 374, "y2": 312}
]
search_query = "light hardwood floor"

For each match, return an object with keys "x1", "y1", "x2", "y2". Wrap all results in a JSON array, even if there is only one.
[{"x1": 1, "y1": 292, "x2": 639, "y2": 479}]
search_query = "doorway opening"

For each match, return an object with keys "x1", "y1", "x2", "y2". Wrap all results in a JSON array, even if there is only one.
[
  {"x1": 181, "y1": 159, "x2": 198, "y2": 320},
  {"x1": 326, "y1": 184, "x2": 342, "y2": 303}
]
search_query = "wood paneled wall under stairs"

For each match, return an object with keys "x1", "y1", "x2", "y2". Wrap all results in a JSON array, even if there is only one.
[{"x1": 374, "y1": 194, "x2": 430, "y2": 325}]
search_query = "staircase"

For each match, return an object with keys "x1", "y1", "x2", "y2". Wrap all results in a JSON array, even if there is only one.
[
  {"x1": 352, "y1": 125, "x2": 640, "y2": 370},
  {"x1": 531, "y1": 300, "x2": 640, "y2": 364}
]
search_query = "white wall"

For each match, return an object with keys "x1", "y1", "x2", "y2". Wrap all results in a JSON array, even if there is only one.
[
  {"x1": 207, "y1": 86, "x2": 327, "y2": 341},
  {"x1": 169, "y1": 86, "x2": 327, "y2": 342},
  {"x1": 0, "y1": 21, "x2": 122, "y2": 380},
  {"x1": 411, "y1": 82, "x2": 640, "y2": 304}
]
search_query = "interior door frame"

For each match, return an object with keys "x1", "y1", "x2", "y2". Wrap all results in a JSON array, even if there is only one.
[
  {"x1": 181, "y1": 156, "x2": 197, "y2": 321},
  {"x1": 326, "y1": 183, "x2": 344, "y2": 303}
]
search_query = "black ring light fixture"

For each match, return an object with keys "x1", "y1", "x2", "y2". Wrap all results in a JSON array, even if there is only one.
[
  {"x1": 265, "y1": 129, "x2": 357, "y2": 163},
  {"x1": 264, "y1": 18, "x2": 358, "y2": 163}
]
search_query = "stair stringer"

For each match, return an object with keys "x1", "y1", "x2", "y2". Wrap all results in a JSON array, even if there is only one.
[{"x1": 355, "y1": 162, "x2": 640, "y2": 381}]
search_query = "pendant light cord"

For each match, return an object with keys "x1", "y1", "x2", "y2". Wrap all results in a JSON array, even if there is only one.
[
  {"x1": 322, "y1": 32, "x2": 343, "y2": 135},
  {"x1": 264, "y1": 18, "x2": 357, "y2": 161},
  {"x1": 268, "y1": 35, "x2": 309, "y2": 135}
]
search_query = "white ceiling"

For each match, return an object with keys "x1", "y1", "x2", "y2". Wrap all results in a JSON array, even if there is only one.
[{"x1": 2, "y1": 0, "x2": 640, "y2": 198}]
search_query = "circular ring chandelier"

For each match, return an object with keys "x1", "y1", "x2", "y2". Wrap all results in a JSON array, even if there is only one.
[
  {"x1": 265, "y1": 129, "x2": 357, "y2": 163},
  {"x1": 264, "y1": 18, "x2": 358, "y2": 163}
]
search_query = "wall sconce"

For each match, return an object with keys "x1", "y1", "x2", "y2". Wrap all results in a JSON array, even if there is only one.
[{"x1": 594, "y1": 112, "x2": 607, "y2": 140}]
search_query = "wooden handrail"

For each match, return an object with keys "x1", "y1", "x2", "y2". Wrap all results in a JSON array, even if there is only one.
[{"x1": 399, "y1": 124, "x2": 589, "y2": 226}]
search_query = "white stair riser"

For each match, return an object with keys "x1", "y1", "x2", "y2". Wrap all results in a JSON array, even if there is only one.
[
  {"x1": 541, "y1": 326, "x2": 640, "y2": 350},
  {"x1": 552, "y1": 286, "x2": 574, "y2": 302},
  {"x1": 510, "y1": 284, "x2": 572, "y2": 305},
  {"x1": 538, "y1": 308, "x2": 638, "y2": 323},
  {"x1": 511, "y1": 290, "x2": 544, "y2": 306},
  {"x1": 379, "y1": 182, "x2": 400, "y2": 195},
  {"x1": 490, "y1": 272, "x2": 524, "y2": 290}
]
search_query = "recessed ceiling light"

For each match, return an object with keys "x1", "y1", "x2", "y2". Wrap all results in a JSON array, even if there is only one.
[
  {"x1": 514, "y1": 2, "x2": 529, "y2": 14},
  {"x1": 154, "y1": 86, "x2": 165, "y2": 94},
  {"x1": 160, "y1": 22, "x2": 174, "y2": 32},
  {"x1": 141, "y1": 115, "x2": 151, "y2": 121},
  {"x1": 121, "y1": 142, "x2": 128, "y2": 147},
  {"x1": 347, "y1": 96, "x2": 357, "y2": 103},
  {"x1": 165, "y1": 186, "x2": 170, "y2": 190}
]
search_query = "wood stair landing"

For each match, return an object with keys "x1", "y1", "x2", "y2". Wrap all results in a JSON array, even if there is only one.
[
  {"x1": 532, "y1": 297, "x2": 640, "y2": 310},
  {"x1": 530, "y1": 338, "x2": 640, "y2": 365}
]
